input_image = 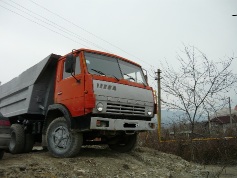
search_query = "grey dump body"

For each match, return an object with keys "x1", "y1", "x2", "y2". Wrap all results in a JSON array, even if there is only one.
[{"x1": 0, "y1": 54, "x2": 61, "y2": 118}]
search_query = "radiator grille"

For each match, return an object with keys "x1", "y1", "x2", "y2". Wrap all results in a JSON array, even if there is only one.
[{"x1": 106, "y1": 103, "x2": 146, "y2": 116}]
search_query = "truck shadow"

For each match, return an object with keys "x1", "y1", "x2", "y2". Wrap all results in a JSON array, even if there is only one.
[
  {"x1": 31, "y1": 145, "x2": 122, "y2": 159},
  {"x1": 79, "y1": 145, "x2": 119, "y2": 158}
]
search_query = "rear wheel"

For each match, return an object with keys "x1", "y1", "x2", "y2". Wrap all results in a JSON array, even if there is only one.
[
  {"x1": 0, "y1": 150, "x2": 4, "y2": 160},
  {"x1": 46, "y1": 117, "x2": 83, "y2": 158},
  {"x1": 108, "y1": 133, "x2": 137, "y2": 153},
  {"x1": 23, "y1": 134, "x2": 34, "y2": 153},
  {"x1": 9, "y1": 124, "x2": 25, "y2": 154}
]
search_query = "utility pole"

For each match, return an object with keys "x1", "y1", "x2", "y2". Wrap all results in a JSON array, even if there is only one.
[
  {"x1": 155, "y1": 69, "x2": 162, "y2": 142},
  {"x1": 228, "y1": 97, "x2": 233, "y2": 128},
  {"x1": 207, "y1": 111, "x2": 211, "y2": 135}
]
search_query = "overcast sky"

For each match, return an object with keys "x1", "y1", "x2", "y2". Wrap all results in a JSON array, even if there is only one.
[{"x1": 0, "y1": 0, "x2": 237, "y2": 104}]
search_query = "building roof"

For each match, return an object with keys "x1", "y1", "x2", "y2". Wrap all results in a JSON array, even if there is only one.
[
  {"x1": 210, "y1": 108, "x2": 237, "y2": 119},
  {"x1": 211, "y1": 116, "x2": 233, "y2": 124},
  {"x1": 209, "y1": 105, "x2": 237, "y2": 124}
]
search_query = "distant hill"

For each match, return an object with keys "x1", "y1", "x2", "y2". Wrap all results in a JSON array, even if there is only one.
[
  {"x1": 152, "y1": 110, "x2": 185, "y2": 126},
  {"x1": 152, "y1": 110, "x2": 206, "y2": 128}
]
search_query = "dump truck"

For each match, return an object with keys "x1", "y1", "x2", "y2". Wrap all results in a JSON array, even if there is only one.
[{"x1": 0, "y1": 49, "x2": 156, "y2": 158}]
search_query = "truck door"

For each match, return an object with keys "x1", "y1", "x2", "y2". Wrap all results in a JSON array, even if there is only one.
[{"x1": 55, "y1": 55, "x2": 85, "y2": 117}]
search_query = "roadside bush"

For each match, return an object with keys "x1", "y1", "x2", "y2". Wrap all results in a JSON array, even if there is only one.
[{"x1": 139, "y1": 131, "x2": 237, "y2": 164}]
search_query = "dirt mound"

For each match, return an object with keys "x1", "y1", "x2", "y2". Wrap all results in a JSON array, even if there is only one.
[{"x1": 0, "y1": 146, "x2": 212, "y2": 178}]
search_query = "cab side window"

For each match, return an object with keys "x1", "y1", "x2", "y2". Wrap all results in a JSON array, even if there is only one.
[{"x1": 63, "y1": 57, "x2": 81, "y2": 79}]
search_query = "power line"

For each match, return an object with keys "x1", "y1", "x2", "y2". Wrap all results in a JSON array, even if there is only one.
[
  {"x1": 1, "y1": 0, "x2": 109, "y2": 52},
  {"x1": 0, "y1": 4, "x2": 90, "y2": 48},
  {"x1": 1, "y1": 0, "x2": 157, "y2": 82},
  {"x1": 6, "y1": 0, "x2": 159, "y2": 73},
  {"x1": 1, "y1": 3, "x2": 157, "y2": 90},
  {"x1": 28, "y1": 0, "x2": 157, "y2": 69}
]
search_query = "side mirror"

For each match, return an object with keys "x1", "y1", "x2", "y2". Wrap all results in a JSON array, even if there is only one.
[{"x1": 65, "y1": 54, "x2": 75, "y2": 73}]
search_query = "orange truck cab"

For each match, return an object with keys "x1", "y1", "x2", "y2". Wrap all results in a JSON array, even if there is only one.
[{"x1": 0, "y1": 49, "x2": 156, "y2": 158}]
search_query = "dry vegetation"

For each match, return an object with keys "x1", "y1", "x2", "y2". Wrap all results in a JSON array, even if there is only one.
[{"x1": 140, "y1": 131, "x2": 237, "y2": 165}]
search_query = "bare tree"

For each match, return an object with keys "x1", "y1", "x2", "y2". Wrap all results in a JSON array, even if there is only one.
[{"x1": 161, "y1": 46, "x2": 237, "y2": 136}]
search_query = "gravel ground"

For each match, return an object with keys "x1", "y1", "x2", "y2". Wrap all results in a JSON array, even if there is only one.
[{"x1": 0, "y1": 146, "x2": 236, "y2": 178}]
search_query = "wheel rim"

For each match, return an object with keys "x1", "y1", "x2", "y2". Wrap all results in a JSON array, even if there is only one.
[
  {"x1": 51, "y1": 126, "x2": 71, "y2": 150},
  {"x1": 9, "y1": 132, "x2": 16, "y2": 150}
]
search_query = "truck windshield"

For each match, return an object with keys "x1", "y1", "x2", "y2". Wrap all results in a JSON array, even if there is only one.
[{"x1": 84, "y1": 52, "x2": 147, "y2": 85}]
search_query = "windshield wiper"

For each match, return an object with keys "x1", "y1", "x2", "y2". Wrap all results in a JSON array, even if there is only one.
[
  {"x1": 124, "y1": 73, "x2": 146, "y2": 86},
  {"x1": 91, "y1": 69, "x2": 119, "y2": 81},
  {"x1": 91, "y1": 69, "x2": 106, "y2": 76},
  {"x1": 112, "y1": 75, "x2": 119, "y2": 81},
  {"x1": 124, "y1": 73, "x2": 135, "y2": 81}
]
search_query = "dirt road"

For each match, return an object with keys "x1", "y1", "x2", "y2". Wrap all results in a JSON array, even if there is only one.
[
  {"x1": 203, "y1": 165, "x2": 237, "y2": 178},
  {"x1": 0, "y1": 146, "x2": 236, "y2": 178}
]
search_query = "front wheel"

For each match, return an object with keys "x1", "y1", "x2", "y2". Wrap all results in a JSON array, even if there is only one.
[
  {"x1": 108, "y1": 133, "x2": 137, "y2": 153},
  {"x1": 46, "y1": 117, "x2": 83, "y2": 158}
]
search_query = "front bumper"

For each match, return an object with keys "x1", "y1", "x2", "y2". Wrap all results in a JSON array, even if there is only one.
[{"x1": 90, "y1": 117, "x2": 156, "y2": 131}]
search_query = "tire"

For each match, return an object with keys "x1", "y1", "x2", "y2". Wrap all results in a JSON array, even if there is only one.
[
  {"x1": 42, "y1": 146, "x2": 48, "y2": 151},
  {"x1": 9, "y1": 124, "x2": 25, "y2": 154},
  {"x1": 0, "y1": 150, "x2": 4, "y2": 160},
  {"x1": 46, "y1": 117, "x2": 83, "y2": 158},
  {"x1": 109, "y1": 133, "x2": 137, "y2": 153},
  {"x1": 24, "y1": 134, "x2": 34, "y2": 153}
]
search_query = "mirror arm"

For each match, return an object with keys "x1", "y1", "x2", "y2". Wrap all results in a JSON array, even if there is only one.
[{"x1": 71, "y1": 72, "x2": 80, "y2": 83}]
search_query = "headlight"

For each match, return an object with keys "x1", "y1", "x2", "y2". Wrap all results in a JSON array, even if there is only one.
[
  {"x1": 96, "y1": 102, "x2": 104, "y2": 112},
  {"x1": 147, "y1": 108, "x2": 152, "y2": 116}
]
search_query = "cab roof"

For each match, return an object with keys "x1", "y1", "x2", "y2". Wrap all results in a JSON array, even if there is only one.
[{"x1": 63, "y1": 48, "x2": 142, "y2": 67}]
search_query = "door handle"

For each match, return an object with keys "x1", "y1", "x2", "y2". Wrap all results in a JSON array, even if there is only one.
[{"x1": 57, "y1": 91, "x2": 62, "y2": 95}]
